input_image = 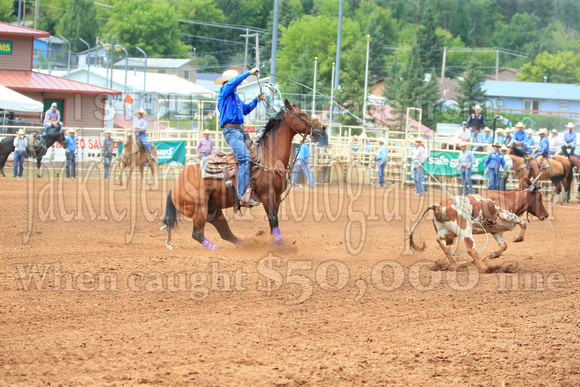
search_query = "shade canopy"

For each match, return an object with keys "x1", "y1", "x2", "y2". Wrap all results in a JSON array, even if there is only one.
[{"x1": 0, "y1": 85, "x2": 44, "y2": 112}]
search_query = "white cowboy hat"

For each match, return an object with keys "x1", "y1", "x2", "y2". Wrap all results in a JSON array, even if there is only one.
[
  {"x1": 378, "y1": 137, "x2": 385, "y2": 143},
  {"x1": 566, "y1": 122, "x2": 575, "y2": 128},
  {"x1": 525, "y1": 129, "x2": 534, "y2": 134},
  {"x1": 414, "y1": 136, "x2": 424, "y2": 143},
  {"x1": 17, "y1": 128, "x2": 25, "y2": 135},
  {"x1": 496, "y1": 128, "x2": 505, "y2": 133},
  {"x1": 500, "y1": 145, "x2": 508, "y2": 151},
  {"x1": 484, "y1": 127, "x2": 492, "y2": 132},
  {"x1": 135, "y1": 107, "x2": 147, "y2": 115},
  {"x1": 551, "y1": 129, "x2": 558, "y2": 134},
  {"x1": 104, "y1": 129, "x2": 112, "y2": 134},
  {"x1": 67, "y1": 128, "x2": 75, "y2": 134},
  {"x1": 516, "y1": 122, "x2": 525, "y2": 128},
  {"x1": 214, "y1": 69, "x2": 242, "y2": 85},
  {"x1": 473, "y1": 104, "x2": 482, "y2": 110},
  {"x1": 458, "y1": 140, "x2": 468, "y2": 147},
  {"x1": 359, "y1": 132, "x2": 367, "y2": 139},
  {"x1": 538, "y1": 128, "x2": 548, "y2": 135},
  {"x1": 203, "y1": 129, "x2": 211, "y2": 134}
]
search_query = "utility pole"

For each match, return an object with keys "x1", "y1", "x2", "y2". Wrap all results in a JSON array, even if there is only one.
[
  {"x1": 440, "y1": 46, "x2": 447, "y2": 84},
  {"x1": 34, "y1": 0, "x2": 39, "y2": 29},
  {"x1": 241, "y1": 28, "x2": 250, "y2": 70},
  {"x1": 334, "y1": 0, "x2": 344, "y2": 89},
  {"x1": 270, "y1": 0, "x2": 280, "y2": 84}
]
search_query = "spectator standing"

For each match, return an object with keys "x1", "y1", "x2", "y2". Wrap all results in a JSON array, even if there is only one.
[
  {"x1": 549, "y1": 129, "x2": 559, "y2": 155},
  {"x1": 467, "y1": 104, "x2": 485, "y2": 130},
  {"x1": 65, "y1": 129, "x2": 77, "y2": 179},
  {"x1": 292, "y1": 141, "x2": 315, "y2": 188},
  {"x1": 196, "y1": 129, "x2": 214, "y2": 161},
  {"x1": 457, "y1": 141, "x2": 475, "y2": 195},
  {"x1": 13, "y1": 128, "x2": 28, "y2": 178},
  {"x1": 484, "y1": 143, "x2": 505, "y2": 191},
  {"x1": 375, "y1": 138, "x2": 388, "y2": 187},
  {"x1": 411, "y1": 137, "x2": 427, "y2": 196}
]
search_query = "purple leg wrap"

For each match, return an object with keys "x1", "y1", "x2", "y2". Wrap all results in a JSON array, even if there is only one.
[
  {"x1": 202, "y1": 238, "x2": 219, "y2": 251},
  {"x1": 271, "y1": 227, "x2": 284, "y2": 245}
]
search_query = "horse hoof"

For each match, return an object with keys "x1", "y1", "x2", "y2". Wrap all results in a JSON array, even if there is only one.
[
  {"x1": 234, "y1": 237, "x2": 244, "y2": 245},
  {"x1": 514, "y1": 236, "x2": 524, "y2": 243},
  {"x1": 166, "y1": 244, "x2": 173, "y2": 251}
]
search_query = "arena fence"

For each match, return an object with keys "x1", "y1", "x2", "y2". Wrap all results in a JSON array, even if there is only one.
[{"x1": 0, "y1": 123, "x2": 577, "y2": 199}]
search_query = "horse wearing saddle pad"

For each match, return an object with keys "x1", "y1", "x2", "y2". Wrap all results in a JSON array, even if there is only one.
[{"x1": 201, "y1": 144, "x2": 262, "y2": 180}]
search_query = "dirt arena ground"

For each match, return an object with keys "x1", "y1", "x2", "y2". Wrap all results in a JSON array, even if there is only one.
[{"x1": 1, "y1": 172, "x2": 579, "y2": 385}]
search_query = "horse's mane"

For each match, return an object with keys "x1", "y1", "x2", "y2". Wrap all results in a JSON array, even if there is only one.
[{"x1": 256, "y1": 109, "x2": 285, "y2": 143}]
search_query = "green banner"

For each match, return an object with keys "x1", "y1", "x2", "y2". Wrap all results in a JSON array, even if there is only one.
[
  {"x1": 118, "y1": 140, "x2": 186, "y2": 165},
  {"x1": 423, "y1": 150, "x2": 487, "y2": 176}
]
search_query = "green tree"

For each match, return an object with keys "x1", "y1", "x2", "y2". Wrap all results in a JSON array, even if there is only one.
[
  {"x1": 55, "y1": 0, "x2": 98, "y2": 52},
  {"x1": 383, "y1": 44, "x2": 442, "y2": 130},
  {"x1": 105, "y1": 0, "x2": 189, "y2": 58},
  {"x1": 492, "y1": 12, "x2": 541, "y2": 53},
  {"x1": 277, "y1": 15, "x2": 361, "y2": 95},
  {"x1": 517, "y1": 51, "x2": 580, "y2": 84},
  {"x1": 456, "y1": 60, "x2": 486, "y2": 119},
  {"x1": 0, "y1": 0, "x2": 14, "y2": 22},
  {"x1": 416, "y1": 3, "x2": 443, "y2": 74},
  {"x1": 36, "y1": 0, "x2": 67, "y2": 35},
  {"x1": 352, "y1": 0, "x2": 398, "y2": 78}
]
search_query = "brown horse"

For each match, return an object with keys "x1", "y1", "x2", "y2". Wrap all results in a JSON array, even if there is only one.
[
  {"x1": 510, "y1": 153, "x2": 573, "y2": 203},
  {"x1": 566, "y1": 155, "x2": 580, "y2": 202},
  {"x1": 118, "y1": 129, "x2": 157, "y2": 187},
  {"x1": 161, "y1": 100, "x2": 326, "y2": 251}
]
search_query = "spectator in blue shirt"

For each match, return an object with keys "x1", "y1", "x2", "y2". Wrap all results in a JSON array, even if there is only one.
[
  {"x1": 496, "y1": 129, "x2": 505, "y2": 145},
  {"x1": 457, "y1": 141, "x2": 475, "y2": 195},
  {"x1": 13, "y1": 129, "x2": 28, "y2": 178},
  {"x1": 484, "y1": 143, "x2": 505, "y2": 191},
  {"x1": 292, "y1": 141, "x2": 314, "y2": 188},
  {"x1": 375, "y1": 138, "x2": 388, "y2": 187},
  {"x1": 524, "y1": 129, "x2": 535, "y2": 154},
  {"x1": 509, "y1": 122, "x2": 527, "y2": 157},
  {"x1": 561, "y1": 122, "x2": 577, "y2": 157},
  {"x1": 533, "y1": 128, "x2": 550, "y2": 169},
  {"x1": 216, "y1": 68, "x2": 264, "y2": 206},
  {"x1": 471, "y1": 127, "x2": 485, "y2": 151},
  {"x1": 65, "y1": 128, "x2": 77, "y2": 179},
  {"x1": 483, "y1": 127, "x2": 494, "y2": 144}
]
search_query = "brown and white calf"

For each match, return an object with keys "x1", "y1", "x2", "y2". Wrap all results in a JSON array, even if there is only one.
[{"x1": 408, "y1": 187, "x2": 548, "y2": 273}]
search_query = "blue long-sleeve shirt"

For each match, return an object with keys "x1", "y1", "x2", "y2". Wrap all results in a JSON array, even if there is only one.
[
  {"x1": 484, "y1": 151, "x2": 505, "y2": 171},
  {"x1": 376, "y1": 144, "x2": 388, "y2": 163},
  {"x1": 496, "y1": 135, "x2": 505, "y2": 145},
  {"x1": 472, "y1": 131, "x2": 485, "y2": 151},
  {"x1": 534, "y1": 136, "x2": 549, "y2": 158},
  {"x1": 483, "y1": 133, "x2": 493, "y2": 144},
  {"x1": 296, "y1": 143, "x2": 311, "y2": 161},
  {"x1": 525, "y1": 135, "x2": 535, "y2": 153},
  {"x1": 457, "y1": 149, "x2": 475, "y2": 168},
  {"x1": 509, "y1": 129, "x2": 526, "y2": 147},
  {"x1": 218, "y1": 71, "x2": 259, "y2": 128},
  {"x1": 125, "y1": 107, "x2": 148, "y2": 134},
  {"x1": 563, "y1": 130, "x2": 577, "y2": 148}
]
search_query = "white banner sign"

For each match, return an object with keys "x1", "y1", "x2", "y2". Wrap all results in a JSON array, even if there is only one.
[{"x1": 44, "y1": 136, "x2": 119, "y2": 163}]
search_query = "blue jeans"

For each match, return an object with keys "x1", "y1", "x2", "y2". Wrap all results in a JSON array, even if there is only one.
[
  {"x1": 292, "y1": 158, "x2": 314, "y2": 187},
  {"x1": 223, "y1": 127, "x2": 251, "y2": 199},
  {"x1": 413, "y1": 166, "x2": 424, "y2": 195},
  {"x1": 487, "y1": 170, "x2": 500, "y2": 190},
  {"x1": 499, "y1": 172, "x2": 508, "y2": 191},
  {"x1": 378, "y1": 161, "x2": 386, "y2": 186},
  {"x1": 136, "y1": 133, "x2": 152, "y2": 154},
  {"x1": 13, "y1": 151, "x2": 25, "y2": 177},
  {"x1": 199, "y1": 152, "x2": 209, "y2": 161},
  {"x1": 103, "y1": 154, "x2": 112, "y2": 178},
  {"x1": 460, "y1": 168, "x2": 473, "y2": 195},
  {"x1": 66, "y1": 151, "x2": 76, "y2": 178},
  {"x1": 43, "y1": 122, "x2": 62, "y2": 135}
]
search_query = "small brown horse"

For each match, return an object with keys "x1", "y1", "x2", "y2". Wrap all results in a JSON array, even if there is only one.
[
  {"x1": 161, "y1": 100, "x2": 326, "y2": 251},
  {"x1": 565, "y1": 155, "x2": 580, "y2": 202},
  {"x1": 118, "y1": 129, "x2": 157, "y2": 187}
]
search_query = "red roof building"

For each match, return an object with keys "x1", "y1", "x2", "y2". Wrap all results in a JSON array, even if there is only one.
[{"x1": 0, "y1": 22, "x2": 120, "y2": 128}]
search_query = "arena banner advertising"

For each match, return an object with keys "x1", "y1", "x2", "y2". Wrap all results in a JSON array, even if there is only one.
[
  {"x1": 117, "y1": 140, "x2": 186, "y2": 165},
  {"x1": 423, "y1": 151, "x2": 487, "y2": 176},
  {"x1": 44, "y1": 137, "x2": 113, "y2": 163}
]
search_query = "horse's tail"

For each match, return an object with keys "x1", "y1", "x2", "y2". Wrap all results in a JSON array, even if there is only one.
[
  {"x1": 408, "y1": 206, "x2": 434, "y2": 252},
  {"x1": 162, "y1": 190, "x2": 178, "y2": 229}
]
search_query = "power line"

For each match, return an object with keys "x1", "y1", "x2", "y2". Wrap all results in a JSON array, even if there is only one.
[
  {"x1": 178, "y1": 33, "x2": 245, "y2": 45},
  {"x1": 179, "y1": 19, "x2": 266, "y2": 33}
]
